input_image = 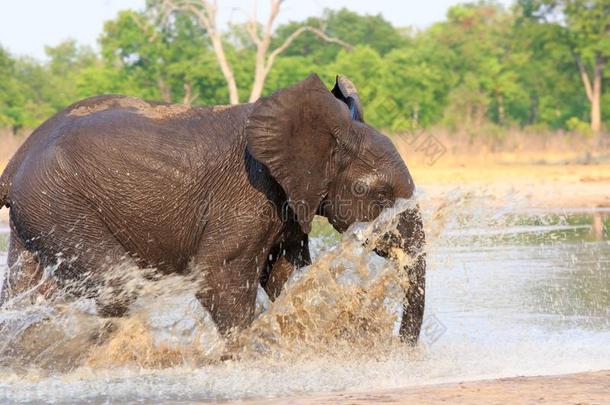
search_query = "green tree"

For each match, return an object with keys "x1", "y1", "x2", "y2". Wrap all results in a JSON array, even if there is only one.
[
  {"x1": 424, "y1": 2, "x2": 531, "y2": 129},
  {"x1": 0, "y1": 46, "x2": 21, "y2": 130},
  {"x1": 0, "y1": 47, "x2": 56, "y2": 132},
  {"x1": 272, "y1": 8, "x2": 407, "y2": 65},
  {"x1": 100, "y1": 9, "x2": 232, "y2": 104},
  {"x1": 379, "y1": 45, "x2": 452, "y2": 129},
  {"x1": 2, "y1": 2, "x2": 605, "y2": 136},
  {"x1": 519, "y1": 0, "x2": 610, "y2": 133},
  {"x1": 512, "y1": 6, "x2": 587, "y2": 128},
  {"x1": 44, "y1": 40, "x2": 98, "y2": 110}
]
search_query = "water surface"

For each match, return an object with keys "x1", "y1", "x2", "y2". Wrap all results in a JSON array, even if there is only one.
[{"x1": 0, "y1": 197, "x2": 608, "y2": 403}]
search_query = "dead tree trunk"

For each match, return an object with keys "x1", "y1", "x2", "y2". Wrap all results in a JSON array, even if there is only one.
[
  {"x1": 591, "y1": 54, "x2": 603, "y2": 133},
  {"x1": 161, "y1": 0, "x2": 239, "y2": 104},
  {"x1": 157, "y1": 77, "x2": 172, "y2": 102},
  {"x1": 182, "y1": 82, "x2": 199, "y2": 105},
  {"x1": 245, "y1": 0, "x2": 352, "y2": 102},
  {"x1": 161, "y1": 0, "x2": 351, "y2": 105},
  {"x1": 576, "y1": 52, "x2": 604, "y2": 134}
]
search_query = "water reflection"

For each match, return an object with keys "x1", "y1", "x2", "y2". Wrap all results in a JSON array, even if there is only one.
[
  {"x1": 430, "y1": 242, "x2": 610, "y2": 334},
  {"x1": 591, "y1": 211, "x2": 608, "y2": 240}
]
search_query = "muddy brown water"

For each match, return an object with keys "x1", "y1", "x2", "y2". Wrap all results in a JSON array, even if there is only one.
[{"x1": 0, "y1": 193, "x2": 608, "y2": 403}]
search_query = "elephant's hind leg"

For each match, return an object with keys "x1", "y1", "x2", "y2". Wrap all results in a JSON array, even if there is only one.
[
  {"x1": 54, "y1": 237, "x2": 138, "y2": 318},
  {"x1": 0, "y1": 232, "x2": 53, "y2": 306},
  {"x1": 13, "y1": 208, "x2": 139, "y2": 317}
]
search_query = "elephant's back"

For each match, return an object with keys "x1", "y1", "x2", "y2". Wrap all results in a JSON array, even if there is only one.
[
  {"x1": 5, "y1": 95, "x2": 255, "y2": 270},
  {"x1": 8, "y1": 95, "x2": 253, "y2": 188},
  {"x1": 56, "y1": 95, "x2": 252, "y2": 155}
]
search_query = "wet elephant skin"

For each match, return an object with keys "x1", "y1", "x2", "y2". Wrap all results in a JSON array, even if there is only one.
[{"x1": 0, "y1": 74, "x2": 425, "y2": 341}]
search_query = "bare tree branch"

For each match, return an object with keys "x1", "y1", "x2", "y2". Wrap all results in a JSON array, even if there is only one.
[
  {"x1": 161, "y1": 0, "x2": 240, "y2": 104},
  {"x1": 247, "y1": 0, "x2": 352, "y2": 102},
  {"x1": 158, "y1": 0, "x2": 351, "y2": 104},
  {"x1": 263, "y1": 0, "x2": 282, "y2": 41},
  {"x1": 268, "y1": 26, "x2": 352, "y2": 69},
  {"x1": 183, "y1": 82, "x2": 199, "y2": 105},
  {"x1": 126, "y1": 12, "x2": 159, "y2": 43},
  {"x1": 244, "y1": 1, "x2": 262, "y2": 46}
]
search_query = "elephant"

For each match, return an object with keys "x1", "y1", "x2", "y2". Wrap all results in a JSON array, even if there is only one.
[{"x1": 0, "y1": 74, "x2": 426, "y2": 343}]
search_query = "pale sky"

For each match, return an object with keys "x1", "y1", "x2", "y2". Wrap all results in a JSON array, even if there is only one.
[{"x1": 0, "y1": 0, "x2": 512, "y2": 60}]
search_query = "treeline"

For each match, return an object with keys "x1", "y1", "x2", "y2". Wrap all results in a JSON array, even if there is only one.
[{"x1": 0, "y1": 0, "x2": 608, "y2": 136}]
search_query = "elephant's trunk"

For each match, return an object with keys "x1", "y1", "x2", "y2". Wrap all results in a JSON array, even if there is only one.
[
  {"x1": 374, "y1": 207, "x2": 426, "y2": 344},
  {"x1": 396, "y1": 208, "x2": 426, "y2": 344}
]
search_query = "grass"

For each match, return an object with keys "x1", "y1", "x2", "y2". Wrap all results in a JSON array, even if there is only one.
[
  {"x1": 0, "y1": 232, "x2": 9, "y2": 252},
  {"x1": 310, "y1": 217, "x2": 339, "y2": 239}
]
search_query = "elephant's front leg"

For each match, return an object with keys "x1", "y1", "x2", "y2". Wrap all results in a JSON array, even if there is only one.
[
  {"x1": 194, "y1": 255, "x2": 262, "y2": 336},
  {"x1": 261, "y1": 233, "x2": 311, "y2": 300}
]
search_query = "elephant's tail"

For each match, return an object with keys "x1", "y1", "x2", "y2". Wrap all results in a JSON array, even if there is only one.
[
  {"x1": 0, "y1": 135, "x2": 32, "y2": 208},
  {"x1": 0, "y1": 163, "x2": 14, "y2": 208}
]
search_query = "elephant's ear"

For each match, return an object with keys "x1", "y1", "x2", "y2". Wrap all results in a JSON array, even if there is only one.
[
  {"x1": 246, "y1": 74, "x2": 351, "y2": 234},
  {"x1": 331, "y1": 75, "x2": 364, "y2": 122}
]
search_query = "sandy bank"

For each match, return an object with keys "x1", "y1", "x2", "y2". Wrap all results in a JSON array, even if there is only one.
[
  {"x1": 238, "y1": 370, "x2": 610, "y2": 404},
  {"x1": 415, "y1": 162, "x2": 610, "y2": 209}
]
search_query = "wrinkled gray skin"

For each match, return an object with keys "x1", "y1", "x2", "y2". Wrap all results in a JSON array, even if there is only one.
[{"x1": 0, "y1": 74, "x2": 425, "y2": 343}]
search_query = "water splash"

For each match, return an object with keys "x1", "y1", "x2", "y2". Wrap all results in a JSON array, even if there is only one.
[
  {"x1": 0, "y1": 198, "x2": 423, "y2": 374},
  {"x1": 0, "y1": 190, "x2": 608, "y2": 403}
]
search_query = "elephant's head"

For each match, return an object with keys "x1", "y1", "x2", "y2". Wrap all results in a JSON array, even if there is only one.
[{"x1": 246, "y1": 74, "x2": 426, "y2": 343}]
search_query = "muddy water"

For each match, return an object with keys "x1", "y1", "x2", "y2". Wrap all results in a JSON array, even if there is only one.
[{"x1": 0, "y1": 194, "x2": 608, "y2": 403}]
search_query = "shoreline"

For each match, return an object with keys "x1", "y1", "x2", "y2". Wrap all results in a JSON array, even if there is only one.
[
  {"x1": 0, "y1": 154, "x2": 608, "y2": 219},
  {"x1": 237, "y1": 369, "x2": 610, "y2": 404},
  {"x1": 414, "y1": 162, "x2": 610, "y2": 210},
  {"x1": 1, "y1": 163, "x2": 609, "y2": 223}
]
